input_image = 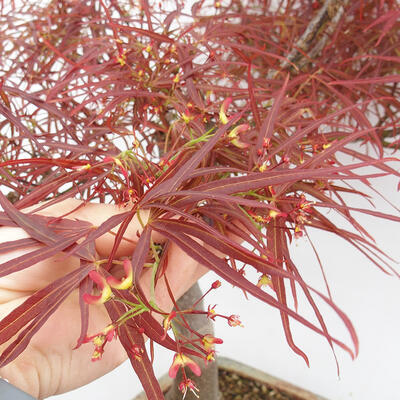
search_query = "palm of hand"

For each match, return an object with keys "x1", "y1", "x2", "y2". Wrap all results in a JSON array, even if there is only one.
[{"x1": 0, "y1": 200, "x2": 206, "y2": 398}]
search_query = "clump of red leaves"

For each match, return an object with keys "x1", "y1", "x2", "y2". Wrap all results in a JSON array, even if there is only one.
[{"x1": 0, "y1": 1, "x2": 399, "y2": 399}]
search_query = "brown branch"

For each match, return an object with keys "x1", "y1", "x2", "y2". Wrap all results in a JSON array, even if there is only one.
[{"x1": 282, "y1": 0, "x2": 350, "y2": 71}]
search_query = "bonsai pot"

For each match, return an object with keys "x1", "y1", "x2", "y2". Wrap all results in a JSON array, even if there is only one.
[{"x1": 132, "y1": 356, "x2": 329, "y2": 400}]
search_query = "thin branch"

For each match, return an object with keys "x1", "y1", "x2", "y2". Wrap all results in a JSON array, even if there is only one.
[{"x1": 282, "y1": 0, "x2": 350, "y2": 71}]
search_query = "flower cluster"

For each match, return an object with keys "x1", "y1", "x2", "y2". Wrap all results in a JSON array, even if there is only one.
[
  {"x1": 179, "y1": 378, "x2": 199, "y2": 399},
  {"x1": 83, "y1": 260, "x2": 133, "y2": 305},
  {"x1": 169, "y1": 353, "x2": 202, "y2": 379},
  {"x1": 288, "y1": 194, "x2": 316, "y2": 239},
  {"x1": 83, "y1": 324, "x2": 117, "y2": 362},
  {"x1": 202, "y1": 334, "x2": 223, "y2": 362}
]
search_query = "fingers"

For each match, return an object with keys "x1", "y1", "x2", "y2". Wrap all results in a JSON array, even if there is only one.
[
  {"x1": 140, "y1": 241, "x2": 209, "y2": 315},
  {"x1": 24, "y1": 199, "x2": 164, "y2": 258},
  {"x1": 0, "y1": 291, "x2": 127, "y2": 398},
  {"x1": 0, "y1": 242, "x2": 80, "y2": 293}
]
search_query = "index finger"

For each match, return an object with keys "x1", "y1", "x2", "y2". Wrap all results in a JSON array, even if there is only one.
[{"x1": 24, "y1": 199, "x2": 165, "y2": 258}]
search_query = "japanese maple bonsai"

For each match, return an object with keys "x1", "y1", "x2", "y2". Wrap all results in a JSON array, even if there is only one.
[{"x1": 0, "y1": 0, "x2": 399, "y2": 399}]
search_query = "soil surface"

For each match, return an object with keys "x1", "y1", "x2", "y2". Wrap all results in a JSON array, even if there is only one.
[{"x1": 219, "y1": 368, "x2": 293, "y2": 400}]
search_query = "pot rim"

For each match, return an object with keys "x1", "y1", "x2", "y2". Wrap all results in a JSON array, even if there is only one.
[{"x1": 132, "y1": 356, "x2": 330, "y2": 400}]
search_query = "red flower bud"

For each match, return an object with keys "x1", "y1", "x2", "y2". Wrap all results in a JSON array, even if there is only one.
[{"x1": 211, "y1": 280, "x2": 221, "y2": 289}]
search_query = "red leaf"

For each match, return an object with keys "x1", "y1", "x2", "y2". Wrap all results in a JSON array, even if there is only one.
[
  {"x1": 155, "y1": 189, "x2": 279, "y2": 209},
  {"x1": 4, "y1": 85, "x2": 76, "y2": 126},
  {"x1": 131, "y1": 225, "x2": 152, "y2": 289},
  {"x1": 0, "y1": 238, "x2": 37, "y2": 254},
  {"x1": 0, "y1": 191, "x2": 59, "y2": 245},
  {"x1": 0, "y1": 230, "x2": 88, "y2": 278},
  {"x1": 109, "y1": 23, "x2": 174, "y2": 44},
  {"x1": 363, "y1": 10, "x2": 400, "y2": 46},
  {"x1": 266, "y1": 99, "x2": 384, "y2": 162},
  {"x1": 255, "y1": 74, "x2": 289, "y2": 158},
  {"x1": 74, "y1": 268, "x2": 93, "y2": 349},
  {"x1": 302, "y1": 126, "x2": 386, "y2": 171},
  {"x1": 64, "y1": 211, "x2": 130, "y2": 259},
  {"x1": 188, "y1": 161, "x2": 392, "y2": 197},
  {"x1": 188, "y1": 166, "x2": 243, "y2": 179},
  {"x1": 328, "y1": 75, "x2": 400, "y2": 86},
  {"x1": 150, "y1": 221, "x2": 357, "y2": 358},
  {"x1": 0, "y1": 103, "x2": 43, "y2": 152},
  {"x1": 0, "y1": 263, "x2": 92, "y2": 366},
  {"x1": 309, "y1": 210, "x2": 398, "y2": 277},
  {"x1": 15, "y1": 171, "x2": 108, "y2": 210},
  {"x1": 0, "y1": 206, "x2": 95, "y2": 261},
  {"x1": 105, "y1": 300, "x2": 164, "y2": 400},
  {"x1": 143, "y1": 202, "x2": 268, "y2": 263},
  {"x1": 341, "y1": 147, "x2": 400, "y2": 180},
  {"x1": 0, "y1": 212, "x2": 17, "y2": 227},
  {"x1": 267, "y1": 220, "x2": 309, "y2": 365},
  {"x1": 318, "y1": 83, "x2": 383, "y2": 155},
  {"x1": 141, "y1": 112, "x2": 243, "y2": 203},
  {"x1": 150, "y1": 218, "x2": 284, "y2": 277}
]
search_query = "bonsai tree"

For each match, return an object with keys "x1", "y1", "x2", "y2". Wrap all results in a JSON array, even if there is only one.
[{"x1": 0, "y1": 0, "x2": 399, "y2": 399}]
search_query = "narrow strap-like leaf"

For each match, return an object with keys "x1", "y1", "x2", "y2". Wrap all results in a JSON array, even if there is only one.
[
  {"x1": 0, "y1": 191, "x2": 58, "y2": 245},
  {"x1": 255, "y1": 74, "x2": 289, "y2": 159},
  {"x1": 0, "y1": 102, "x2": 43, "y2": 151},
  {"x1": 132, "y1": 225, "x2": 152, "y2": 289},
  {"x1": 64, "y1": 211, "x2": 130, "y2": 258},
  {"x1": 0, "y1": 196, "x2": 94, "y2": 261},
  {"x1": 267, "y1": 220, "x2": 309, "y2": 365},
  {"x1": 106, "y1": 300, "x2": 165, "y2": 400},
  {"x1": 0, "y1": 237, "x2": 38, "y2": 254},
  {"x1": 155, "y1": 189, "x2": 278, "y2": 209},
  {"x1": 74, "y1": 268, "x2": 93, "y2": 349},
  {"x1": 0, "y1": 212, "x2": 17, "y2": 227},
  {"x1": 151, "y1": 219, "x2": 300, "y2": 280},
  {"x1": 0, "y1": 263, "x2": 92, "y2": 365},
  {"x1": 141, "y1": 112, "x2": 243, "y2": 203},
  {"x1": 189, "y1": 160, "x2": 392, "y2": 196},
  {"x1": 0, "y1": 230, "x2": 88, "y2": 278},
  {"x1": 150, "y1": 223, "x2": 357, "y2": 358}
]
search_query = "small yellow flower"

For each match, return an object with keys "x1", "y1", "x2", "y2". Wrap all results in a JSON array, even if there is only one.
[
  {"x1": 83, "y1": 271, "x2": 112, "y2": 305},
  {"x1": 258, "y1": 162, "x2": 268, "y2": 172},
  {"x1": 74, "y1": 163, "x2": 91, "y2": 171},
  {"x1": 169, "y1": 353, "x2": 201, "y2": 378},
  {"x1": 106, "y1": 259, "x2": 133, "y2": 290},
  {"x1": 257, "y1": 275, "x2": 272, "y2": 288}
]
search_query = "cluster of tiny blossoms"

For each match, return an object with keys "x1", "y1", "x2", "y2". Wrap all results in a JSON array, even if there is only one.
[
  {"x1": 247, "y1": 189, "x2": 315, "y2": 241},
  {"x1": 82, "y1": 253, "x2": 241, "y2": 399},
  {"x1": 218, "y1": 97, "x2": 316, "y2": 243},
  {"x1": 81, "y1": 259, "x2": 136, "y2": 361},
  {"x1": 161, "y1": 279, "x2": 244, "y2": 397}
]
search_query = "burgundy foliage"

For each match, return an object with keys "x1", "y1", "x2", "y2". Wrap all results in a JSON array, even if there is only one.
[{"x1": 0, "y1": 0, "x2": 399, "y2": 398}]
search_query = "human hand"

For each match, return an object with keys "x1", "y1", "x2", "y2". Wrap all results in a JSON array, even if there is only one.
[{"x1": 0, "y1": 199, "x2": 208, "y2": 399}]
